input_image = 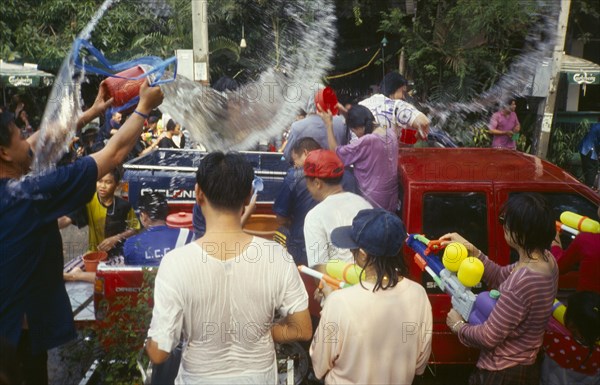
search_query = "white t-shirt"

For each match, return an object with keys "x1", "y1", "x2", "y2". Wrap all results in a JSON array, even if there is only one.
[
  {"x1": 147, "y1": 237, "x2": 308, "y2": 384},
  {"x1": 310, "y1": 279, "x2": 433, "y2": 385},
  {"x1": 359, "y1": 94, "x2": 423, "y2": 130},
  {"x1": 304, "y1": 192, "x2": 372, "y2": 267}
]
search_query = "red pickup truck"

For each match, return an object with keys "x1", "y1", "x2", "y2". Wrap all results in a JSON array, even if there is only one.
[
  {"x1": 398, "y1": 147, "x2": 599, "y2": 363},
  {"x1": 90, "y1": 147, "x2": 599, "y2": 367}
]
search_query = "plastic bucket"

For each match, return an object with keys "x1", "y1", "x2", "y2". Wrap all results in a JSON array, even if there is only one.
[
  {"x1": 399, "y1": 127, "x2": 418, "y2": 145},
  {"x1": 83, "y1": 251, "x2": 108, "y2": 273},
  {"x1": 166, "y1": 212, "x2": 194, "y2": 230},
  {"x1": 104, "y1": 66, "x2": 146, "y2": 107},
  {"x1": 243, "y1": 214, "x2": 279, "y2": 240},
  {"x1": 314, "y1": 86, "x2": 338, "y2": 115}
]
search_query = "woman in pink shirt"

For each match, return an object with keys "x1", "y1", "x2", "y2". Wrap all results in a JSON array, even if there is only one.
[
  {"x1": 489, "y1": 99, "x2": 521, "y2": 150},
  {"x1": 442, "y1": 193, "x2": 558, "y2": 385}
]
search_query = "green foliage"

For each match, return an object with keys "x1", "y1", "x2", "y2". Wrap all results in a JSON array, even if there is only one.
[
  {"x1": 548, "y1": 121, "x2": 588, "y2": 174},
  {"x1": 94, "y1": 268, "x2": 157, "y2": 384},
  {"x1": 378, "y1": 0, "x2": 540, "y2": 102}
]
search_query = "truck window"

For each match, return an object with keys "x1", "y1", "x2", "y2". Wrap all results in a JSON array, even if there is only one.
[{"x1": 422, "y1": 192, "x2": 489, "y2": 255}]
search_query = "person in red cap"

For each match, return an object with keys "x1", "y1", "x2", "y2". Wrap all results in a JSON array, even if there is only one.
[{"x1": 303, "y1": 149, "x2": 372, "y2": 271}]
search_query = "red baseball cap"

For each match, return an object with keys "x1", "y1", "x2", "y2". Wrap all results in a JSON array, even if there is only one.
[{"x1": 304, "y1": 149, "x2": 345, "y2": 179}]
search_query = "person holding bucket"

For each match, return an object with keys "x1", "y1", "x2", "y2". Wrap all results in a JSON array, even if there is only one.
[
  {"x1": 359, "y1": 72, "x2": 430, "y2": 146},
  {"x1": 0, "y1": 79, "x2": 163, "y2": 385},
  {"x1": 318, "y1": 104, "x2": 399, "y2": 212}
]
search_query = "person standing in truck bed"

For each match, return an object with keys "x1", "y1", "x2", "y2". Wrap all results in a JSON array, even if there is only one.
[{"x1": 0, "y1": 80, "x2": 163, "y2": 385}]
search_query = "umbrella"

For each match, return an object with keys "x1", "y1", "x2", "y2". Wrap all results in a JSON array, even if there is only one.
[{"x1": 0, "y1": 60, "x2": 55, "y2": 88}]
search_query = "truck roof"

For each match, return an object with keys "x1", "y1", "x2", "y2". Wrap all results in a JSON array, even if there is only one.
[{"x1": 398, "y1": 148, "x2": 581, "y2": 185}]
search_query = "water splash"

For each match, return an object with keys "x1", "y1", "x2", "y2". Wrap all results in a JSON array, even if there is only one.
[
  {"x1": 33, "y1": 0, "x2": 116, "y2": 173},
  {"x1": 160, "y1": 0, "x2": 337, "y2": 151},
  {"x1": 425, "y1": 0, "x2": 559, "y2": 149}
]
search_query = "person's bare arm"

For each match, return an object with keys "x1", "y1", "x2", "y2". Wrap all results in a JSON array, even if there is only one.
[
  {"x1": 58, "y1": 216, "x2": 72, "y2": 229},
  {"x1": 271, "y1": 308, "x2": 312, "y2": 343},
  {"x1": 97, "y1": 228, "x2": 137, "y2": 252},
  {"x1": 26, "y1": 81, "x2": 113, "y2": 150},
  {"x1": 91, "y1": 81, "x2": 163, "y2": 179},
  {"x1": 145, "y1": 339, "x2": 170, "y2": 365},
  {"x1": 412, "y1": 112, "x2": 430, "y2": 140}
]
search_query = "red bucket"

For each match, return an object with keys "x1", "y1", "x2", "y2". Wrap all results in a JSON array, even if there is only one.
[
  {"x1": 82, "y1": 251, "x2": 108, "y2": 273},
  {"x1": 399, "y1": 127, "x2": 418, "y2": 145},
  {"x1": 315, "y1": 86, "x2": 338, "y2": 115},
  {"x1": 104, "y1": 66, "x2": 146, "y2": 107}
]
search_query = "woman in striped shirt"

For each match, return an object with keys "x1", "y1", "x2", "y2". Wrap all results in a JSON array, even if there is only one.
[{"x1": 441, "y1": 193, "x2": 559, "y2": 385}]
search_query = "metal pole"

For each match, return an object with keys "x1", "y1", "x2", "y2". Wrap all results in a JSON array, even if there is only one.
[
  {"x1": 535, "y1": 0, "x2": 571, "y2": 159},
  {"x1": 192, "y1": 0, "x2": 210, "y2": 85}
]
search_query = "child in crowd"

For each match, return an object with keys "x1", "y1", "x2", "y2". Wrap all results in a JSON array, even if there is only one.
[
  {"x1": 542, "y1": 291, "x2": 600, "y2": 384},
  {"x1": 62, "y1": 168, "x2": 140, "y2": 282}
]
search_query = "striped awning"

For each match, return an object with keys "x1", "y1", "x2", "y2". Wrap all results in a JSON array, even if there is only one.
[{"x1": 561, "y1": 55, "x2": 600, "y2": 85}]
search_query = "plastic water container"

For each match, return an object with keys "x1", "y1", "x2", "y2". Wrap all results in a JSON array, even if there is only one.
[
  {"x1": 166, "y1": 212, "x2": 194, "y2": 230},
  {"x1": 399, "y1": 127, "x2": 418, "y2": 145},
  {"x1": 468, "y1": 289, "x2": 500, "y2": 325},
  {"x1": 314, "y1": 86, "x2": 338, "y2": 115},
  {"x1": 104, "y1": 65, "x2": 147, "y2": 107}
]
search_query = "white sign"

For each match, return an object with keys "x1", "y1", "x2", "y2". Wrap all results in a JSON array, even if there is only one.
[
  {"x1": 8, "y1": 76, "x2": 33, "y2": 87},
  {"x1": 572, "y1": 72, "x2": 597, "y2": 85},
  {"x1": 194, "y1": 62, "x2": 208, "y2": 82},
  {"x1": 541, "y1": 113, "x2": 553, "y2": 133}
]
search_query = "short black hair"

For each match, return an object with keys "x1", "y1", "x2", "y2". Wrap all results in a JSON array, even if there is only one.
[
  {"x1": 499, "y1": 193, "x2": 554, "y2": 259},
  {"x1": 0, "y1": 111, "x2": 15, "y2": 147},
  {"x1": 564, "y1": 291, "x2": 600, "y2": 348},
  {"x1": 379, "y1": 72, "x2": 408, "y2": 98},
  {"x1": 103, "y1": 167, "x2": 122, "y2": 183},
  {"x1": 166, "y1": 119, "x2": 176, "y2": 132},
  {"x1": 292, "y1": 137, "x2": 321, "y2": 155},
  {"x1": 346, "y1": 105, "x2": 375, "y2": 135},
  {"x1": 196, "y1": 151, "x2": 254, "y2": 211},
  {"x1": 138, "y1": 192, "x2": 169, "y2": 221}
]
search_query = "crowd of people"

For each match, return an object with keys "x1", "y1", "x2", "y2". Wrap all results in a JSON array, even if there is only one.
[{"x1": 1, "y1": 71, "x2": 599, "y2": 385}]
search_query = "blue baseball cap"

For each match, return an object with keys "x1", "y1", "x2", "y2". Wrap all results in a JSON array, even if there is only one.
[{"x1": 331, "y1": 208, "x2": 407, "y2": 257}]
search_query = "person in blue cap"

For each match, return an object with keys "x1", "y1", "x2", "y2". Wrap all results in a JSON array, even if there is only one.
[{"x1": 310, "y1": 208, "x2": 432, "y2": 385}]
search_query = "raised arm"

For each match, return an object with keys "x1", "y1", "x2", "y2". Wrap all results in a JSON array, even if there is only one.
[
  {"x1": 91, "y1": 80, "x2": 163, "y2": 179},
  {"x1": 26, "y1": 80, "x2": 114, "y2": 150},
  {"x1": 317, "y1": 107, "x2": 338, "y2": 151}
]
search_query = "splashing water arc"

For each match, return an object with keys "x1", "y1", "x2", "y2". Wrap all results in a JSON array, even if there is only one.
[
  {"x1": 33, "y1": 0, "x2": 116, "y2": 173},
  {"x1": 31, "y1": 0, "x2": 336, "y2": 173},
  {"x1": 159, "y1": 0, "x2": 337, "y2": 151}
]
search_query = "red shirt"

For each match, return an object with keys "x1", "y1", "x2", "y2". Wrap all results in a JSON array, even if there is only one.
[
  {"x1": 551, "y1": 233, "x2": 600, "y2": 293},
  {"x1": 544, "y1": 328, "x2": 600, "y2": 376}
]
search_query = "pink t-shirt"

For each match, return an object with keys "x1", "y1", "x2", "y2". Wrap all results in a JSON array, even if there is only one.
[
  {"x1": 335, "y1": 128, "x2": 399, "y2": 211},
  {"x1": 489, "y1": 111, "x2": 520, "y2": 149}
]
